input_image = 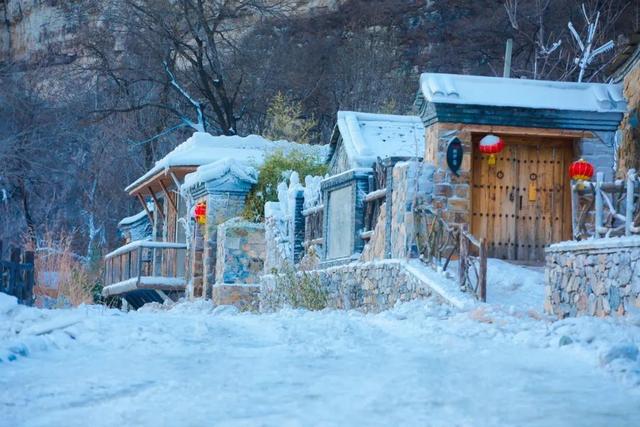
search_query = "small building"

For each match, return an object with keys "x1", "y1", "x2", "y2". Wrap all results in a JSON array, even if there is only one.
[
  {"x1": 322, "y1": 111, "x2": 425, "y2": 264},
  {"x1": 415, "y1": 73, "x2": 626, "y2": 263},
  {"x1": 104, "y1": 132, "x2": 327, "y2": 308}
]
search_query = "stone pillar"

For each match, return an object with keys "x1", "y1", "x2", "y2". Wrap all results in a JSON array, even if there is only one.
[{"x1": 292, "y1": 190, "x2": 306, "y2": 264}]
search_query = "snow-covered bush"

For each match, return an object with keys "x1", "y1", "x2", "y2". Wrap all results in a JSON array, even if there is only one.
[
  {"x1": 243, "y1": 150, "x2": 327, "y2": 222},
  {"x1": 274, "y1": 265, "x2": 327, "y2": 311}
]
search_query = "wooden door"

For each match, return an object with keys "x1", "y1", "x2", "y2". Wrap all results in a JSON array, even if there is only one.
[{"x1": 471, "y1": 135, "x2": 573, "y2": 262}]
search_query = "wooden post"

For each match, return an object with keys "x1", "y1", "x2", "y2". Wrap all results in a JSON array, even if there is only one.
[
  {"x1": 595, "y1": 172, "x2": 604, "y2": 238},
  {"x1": 503, "y1": 38, "x2": 513, "y2": 78},
  {"x1": 10, "y1": 247, "x2": 21, "y2": 298},
  {"x1": 24, "y1": 251, "x2": 35, "y2": 306},
  {"x1": 478, "y1": 238, "x2": 488, "y2": 302},
  {"x1": 625, "y1": 169, "x2": 636, "y2": 236},
  {"x1": 570, "y1": 181, "x2": 578, "y2": 238},
  {"x1": 0, "y1": 240, "x2": 3, "y2": 293},
  {"x1": 458, "y1": 225, "x2": 468, "y2": 291}
]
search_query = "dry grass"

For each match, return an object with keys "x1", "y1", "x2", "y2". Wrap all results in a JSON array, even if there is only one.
[{"x1": 24, "y1": 231, "x2": 96, "y2": 307}]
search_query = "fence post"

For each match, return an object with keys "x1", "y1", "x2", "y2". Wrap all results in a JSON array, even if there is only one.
[
  {"x1": 626, "y1": 169, "x2": 636, "y2": 237},
  {"x1": 458, "y1": 225, "x2": 468, "y2": 291},
  {"x1": 9, "y1": 247, "x2": 21, "y2": 299},
  {"x1": 595, "y1": 172, "x2": 604, "y2": 238},
  {"x1": 24, "y1": 251, "x2": 35, "y2": 306},
  {"x1": 570, "y1": 181, "x2": 578, "y2": 238},
  {"x1": 478, "y1": 238, "x2": 488, "y2": 303},
  {"x1": 0, "y1": 240, "x2": 4, "y2": 292}
]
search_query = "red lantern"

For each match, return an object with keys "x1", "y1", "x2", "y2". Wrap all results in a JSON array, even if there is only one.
[
  {"x1": 569, "y1": 159, "x2": 594, "y2": 190},
  {"x1": 569, "y1": 158, "x2": 594, "y2": 182},
  {"x1": 194, "y1": 201, "x2": 207, "y2": 225},
  {"x1": 479, "y1": 134, "x2": 505, "y2": 166}
]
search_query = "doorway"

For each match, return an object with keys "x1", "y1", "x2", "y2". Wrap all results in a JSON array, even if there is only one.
[{"x1": 471, "y1": 135, "x2": 574, "y2": 263}]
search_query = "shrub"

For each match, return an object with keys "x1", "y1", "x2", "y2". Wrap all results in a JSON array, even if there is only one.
[
  {"x1": 243, "y1": 150, "x2": 327, "y2": 222},
  {"x1": 275, "y1": 265, "x2": 327, "y2": 311}
]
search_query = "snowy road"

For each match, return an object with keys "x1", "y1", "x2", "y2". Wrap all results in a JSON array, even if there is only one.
[{"x1": 2, "y1": 296, "x2": 640, "y2": 427}]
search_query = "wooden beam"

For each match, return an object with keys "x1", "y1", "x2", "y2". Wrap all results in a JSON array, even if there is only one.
[
  {"x1": 137, "y1": 194, "x2": 154, "y2": 224},
  {"x1": 148, "y1": 187, "x2": 165, "y2": 220},
  {"x1": 159, "y1": 180, "x2": 177, "y2": 213},
  {"x1": 438, "y1": 122, "x2": 590, "y2": 139}
]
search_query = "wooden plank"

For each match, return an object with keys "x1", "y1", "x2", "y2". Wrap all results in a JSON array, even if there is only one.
[
  {"x1": 148, "y1": 187, "x2": 165, "y2": 221},
  {"x1": 445, "y1": 123, "x2": 589, "y2": 139},
  {"x1": 159, "y1": 180, "x2": 177, "y2": 213},
  {"x1": 478, "y1": 238, "x2": 488, "y2": 302},
  {"x1": 137, "y1": 194, "x2": 154, "y2": 224},
  {"x1": 459, "y1": 225, "x2": 469, "y2": 291}
]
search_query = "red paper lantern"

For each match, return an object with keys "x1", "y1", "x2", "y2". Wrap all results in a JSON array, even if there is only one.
[
  {"x1": 569, "y1": 159, "x2": 594, "y2": 182},
  {"x1": 194, "y1": 201, "x2": 207, "y2": 225},
  {"x1": 479, "y1": 134, "x2": 505, "y2": 166}
]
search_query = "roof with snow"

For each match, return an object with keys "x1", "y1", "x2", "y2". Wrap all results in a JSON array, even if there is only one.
[
  {"x1": 415, "y1": 73, "x2": 625, "y2": 131},
  {"x1": 126, "y1": 132, "x2": 329, "y2": 194},
  {"x1": 329, "y1": 111, "x2": 425, "y2": 169}
]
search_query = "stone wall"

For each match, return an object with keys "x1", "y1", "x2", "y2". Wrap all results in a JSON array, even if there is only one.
[
  {"x1": 617, "y1": 62, "x2": 640, "y2": 177},
  {"x1": 260, "y1": 259, "x2": 463, "y2": 313},
  {"x1": 215, "y1": 219, "x2": 265, "y2": 285},
  {"x1": 212, "y1": 284, "x2": 260, "y2": 312},
  {"x1": 424, "y1": 123, "x2": 472, "y2": 227},
  {"x1": 545, "y1": 237, "x2": 640, "y2": 318}
]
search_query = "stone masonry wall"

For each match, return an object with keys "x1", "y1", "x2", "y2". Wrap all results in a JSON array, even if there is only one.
[
  {"x1": 545, "y1": 237, "x2": 640, "y2": 318},
  {"x1": 260, "y1": 260, "x2": 448, "y2": 313},
  {"x1": 618, "y1": 62, "x2": 640, "y2": 178},
  {"x1": 215, "y1": 219, "x2": 265, "y2": 285},
  {"x1": 424, "y1": 123, "x2": 472, "y2": 227}
]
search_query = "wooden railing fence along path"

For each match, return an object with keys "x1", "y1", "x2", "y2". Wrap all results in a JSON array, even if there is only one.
[
  {"x1": 572, "y1": 169, "x2": 640, "y2": 240},
  {"x1": 0, "y1": 240, "x2": 35, "y2": 305},
  {"x1": 414, "y1": 207, "x2": 487, "y2": 302},
  {"x1": 104, "y1": 241, "x2": 187, "y2": 288}
]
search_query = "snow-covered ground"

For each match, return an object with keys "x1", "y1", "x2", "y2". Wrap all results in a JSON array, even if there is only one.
[{"x1": 2, "y1": 260, "x2": 640, "y2": 427}]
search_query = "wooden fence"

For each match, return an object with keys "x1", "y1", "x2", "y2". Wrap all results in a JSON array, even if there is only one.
[
  {"x1": 0, "y1": 240, "x2": 35, "y2": 305},
  {"x1": 303, "y1": 205, "x2": 324, "y2": 250},
  {"x1": 571, "y1": 169, "x2": 640, "y2": 239},
  {"x1": 361, "y1": 160, "x2": 388, "y2": 241},
  {"x1": 414, "y1": 206, "x2": 487, "y2": 302}
]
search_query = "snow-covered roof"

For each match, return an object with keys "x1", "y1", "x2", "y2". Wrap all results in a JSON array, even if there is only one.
[
  {"x1": 419, "y1": 73, "x2": 626, "y2": 113},
  {"x1": 332, "y1": 111, "x2": 425, "y2": 168},
  {"x1": 118, "y1": 204, "x2": 153, "y2": 228},
  {"x1": 126, "y1": 132, "x2": 329, "y2": 193},
  {"x1": 182, "y1": 158, "x2": 259, "y2": 190}
]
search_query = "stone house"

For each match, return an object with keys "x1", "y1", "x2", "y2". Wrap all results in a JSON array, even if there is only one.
[
  {"x1": 415, "y1": 73, "x2": 625, "y2": 263},
  {"x1": 103, "y1": 132, "x2": 326, "y2": 308}
]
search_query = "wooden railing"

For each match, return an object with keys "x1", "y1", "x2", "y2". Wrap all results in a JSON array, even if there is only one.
[
  {"x1": 571, "y1": 169, "x2": 640, "y2": 239},
  {"x1": 414, "y1": 206, "x2": 487, "y2": 302},
  {"x1": 0, "y1": 240, "x2": 35, "y2": 305},
  {"x1": 104, "y1": 241, "x2": 187, "y2": 288},
  {"x1": 458, "y1": 225, "x2": 488, "y2": 302},
  {"x1": 303, "y1": 205, "x2": 324, "y2": 250},
  {"x1": 362, "y1": 160, "x2": 388, "y2": 240}
]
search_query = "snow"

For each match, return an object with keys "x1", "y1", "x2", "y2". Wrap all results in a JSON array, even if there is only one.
[
  {"x1": 1, "y1": 292, "x2": 640, "y2": 426},
  {"x1": 126, "y1": 132, "x2": 329, "y2": 192},
  {"x1": 333, "y1": 111, "x2": 425, "y2": 168},
  {"x1": 104, "y1": 240, "x2": 186, "y2": 259},
  {"x1": 419, "y1": 73, "x2": 626, "y2": 113},
  {"x1": 117, "y1": 210, "x2": 148, "y2": 227},
  {"x1": 548, "y1": 235, "x2": 640, "y2": 252},
  {"x1": 182, "y1": 157, "x2": 258, "y2": 190},
  {"x1": 102, "y1": 277, "x2": 187, "y2": 297}
]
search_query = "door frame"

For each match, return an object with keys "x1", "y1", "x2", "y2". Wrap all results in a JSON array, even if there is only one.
[{"x1": 470, "y1": 132, "x2": 576, "y2": 262}]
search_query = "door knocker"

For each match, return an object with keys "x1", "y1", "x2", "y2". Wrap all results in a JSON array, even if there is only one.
[
  {"x1": 529, "y1": 173, "x2": 537, "y2": 181},
  {"x1": 496, "y1": 171, "x2": 504, "y2": 179}
]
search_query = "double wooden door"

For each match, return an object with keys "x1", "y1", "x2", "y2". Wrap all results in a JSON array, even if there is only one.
[{"x1": 471, "y1": 136, "x2": 574, "y2": 262}]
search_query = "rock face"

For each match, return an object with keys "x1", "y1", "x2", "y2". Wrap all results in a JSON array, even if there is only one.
[
  {"x1": 544, "y1": 237, "x2": 640, "y2": 318},
  {"x1": 0, "y1": 0, "x2": 80, "y2": 68}
]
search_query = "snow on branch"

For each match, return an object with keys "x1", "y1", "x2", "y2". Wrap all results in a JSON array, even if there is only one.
[{"x1": 568, "y1": 4, "x2": 615, "y2": 82}]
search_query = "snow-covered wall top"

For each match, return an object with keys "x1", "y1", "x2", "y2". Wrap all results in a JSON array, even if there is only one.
[
  {"x1": 331, "y1": 111, "x2": 425, "y2": 169},
  {"x1": 126, "y1": 132, "x2": 329, "y2": 192},
  {"x1": 419, "y1": 73, "x2": 626, "y2": 113},
  {"x1": 182, "y1": 158, "x2": 259, "y2": 191}
]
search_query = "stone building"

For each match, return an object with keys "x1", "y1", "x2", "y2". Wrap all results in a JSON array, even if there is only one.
[
  {"x1": 415, "y1": 73, "x2": 625, "y2": 263},
  {"x1": 103, "y1": 132, "x2": 326, "y2": 308}
]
